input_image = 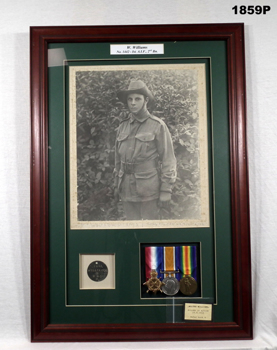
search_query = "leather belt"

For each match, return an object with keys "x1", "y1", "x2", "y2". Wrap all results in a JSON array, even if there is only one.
[{"x1": 121, "y1": 159, "x2": 157, "y2": 174}]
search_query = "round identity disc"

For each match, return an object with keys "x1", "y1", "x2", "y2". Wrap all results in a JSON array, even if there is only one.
[
  {"x1": 87, "y1": 261, "x2": 108, "y2": 282},
  {"x1": 161, "y1": 276, "x2": 180, "y2": 296},
  {"x1": 179, "y1": 275, "x2": 198, "y2": 295}
]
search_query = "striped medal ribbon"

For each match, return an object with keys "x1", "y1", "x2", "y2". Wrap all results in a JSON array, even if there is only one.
[
  {"x1": 163, "y1": 246, "x2": 176, "y2": 277},
  {"x1": 145, "y1": 246, "x2": 164, "y2": 280},
  {"x1": 176, "y1": 245, "x2": 198, "y2": 295},
  {"x1": 162, "y1": 246, "x2": 180, "y2": 295},
  {"x1": 175, "y1": 245, "x2": 197, "y2": 281}
]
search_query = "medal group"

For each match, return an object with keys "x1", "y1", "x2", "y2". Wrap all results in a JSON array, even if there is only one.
[{"x1": 143, "y1": 246, "x2": 198, "y2": 296}]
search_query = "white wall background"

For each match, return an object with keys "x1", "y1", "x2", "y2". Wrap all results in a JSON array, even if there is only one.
[{"x1": 1, "y1": 0, "x2": 277, "y2": 349}]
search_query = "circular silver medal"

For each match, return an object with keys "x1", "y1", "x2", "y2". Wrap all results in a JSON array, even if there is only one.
[
  {"x1": 162, "y1": 276, "x2": 180, "y2": 296},
  {"x1": 87, "y1": 261, "x2": 108, "y2": 282}
]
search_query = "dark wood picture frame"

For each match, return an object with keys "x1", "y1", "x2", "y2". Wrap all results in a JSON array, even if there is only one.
[{"x1": 30, "y1": 23, "x2": 252, "y2": 342}]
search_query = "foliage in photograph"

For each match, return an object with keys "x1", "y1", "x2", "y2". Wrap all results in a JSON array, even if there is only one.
[{"x1": 75, "y1": 68, "x2": 200, "y2": 221}]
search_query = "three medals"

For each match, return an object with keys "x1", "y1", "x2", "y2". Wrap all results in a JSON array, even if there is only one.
[{"x1": 144, "y1": 270, "x2": 198, "y2": 296}]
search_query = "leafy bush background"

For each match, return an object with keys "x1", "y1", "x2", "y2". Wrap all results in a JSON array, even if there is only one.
[{"x1": 75, "y1": 68, "x2": 201, "y2": 221}]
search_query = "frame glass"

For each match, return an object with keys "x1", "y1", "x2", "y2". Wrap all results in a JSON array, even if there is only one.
[{"x1": 30, "y1": 23, "x2": 252, "y2": 342}]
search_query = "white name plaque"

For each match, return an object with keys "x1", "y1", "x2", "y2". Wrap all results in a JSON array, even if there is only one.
[{"x1": 110, "y1": 44, "x2": 164, "y2": 55}]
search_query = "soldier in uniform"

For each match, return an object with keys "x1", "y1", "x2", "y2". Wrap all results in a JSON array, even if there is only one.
[{"x1": 114, "y1": 80, "x2": 176, "y2": 220}]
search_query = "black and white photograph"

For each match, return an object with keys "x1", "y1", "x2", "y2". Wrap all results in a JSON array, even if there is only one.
[{"x1": 69, "y1": 63, "x2": 209, "y2": 229}]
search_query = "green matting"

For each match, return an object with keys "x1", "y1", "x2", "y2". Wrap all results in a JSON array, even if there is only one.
[{"x1": 48, "y1": 41, "x2": 232, "y2": 324}]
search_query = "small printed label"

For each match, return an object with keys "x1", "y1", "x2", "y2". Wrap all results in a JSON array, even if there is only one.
[
  {"x1": 232, "y1": 5, "x2": 271, "y2": 15},
  {"x1": 110, "y1": 44, "x2": 164, "y2": 55},
  {"x1": 184, "y1": 303, "x2": 212, "y2": 321}
]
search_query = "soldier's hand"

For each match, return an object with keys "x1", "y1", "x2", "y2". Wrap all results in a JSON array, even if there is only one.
[
  {"x1": 114, "y1": 188, "x2": 120, "y2": 203},
  {"x1": 158, "y1": 192, "x2": 171, "y2": 209}
]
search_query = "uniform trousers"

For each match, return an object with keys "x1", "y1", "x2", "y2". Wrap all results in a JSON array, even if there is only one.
[{"x1": 122, "y1": 199, "x2": 159, "y2": 220}]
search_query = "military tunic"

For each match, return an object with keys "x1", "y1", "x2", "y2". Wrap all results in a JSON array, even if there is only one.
[{"x1": 114, "y1": 111, "x2": 176, "y2": 203}]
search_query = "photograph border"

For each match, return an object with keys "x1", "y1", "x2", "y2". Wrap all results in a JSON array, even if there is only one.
[
  {"x1": 30, "y1": 24, "x2": 252, "y2": 342},
  {"x1": 69, "y1": 63, "x2": 209, "y2": 229}
]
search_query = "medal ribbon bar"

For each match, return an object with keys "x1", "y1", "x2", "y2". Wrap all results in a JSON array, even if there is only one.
[
  {"x1": 164, "y1": 246, "x2": 176, "y2": 277},
  {"x1": 175, "y1": 246, "x2": 198, "y2": 281},
  {"x1": 145, "y1": 246, "x2": 164, "y2": 279},
  {"x1": 145, "y1": 245, "x2": 198, "y2": 281}
]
